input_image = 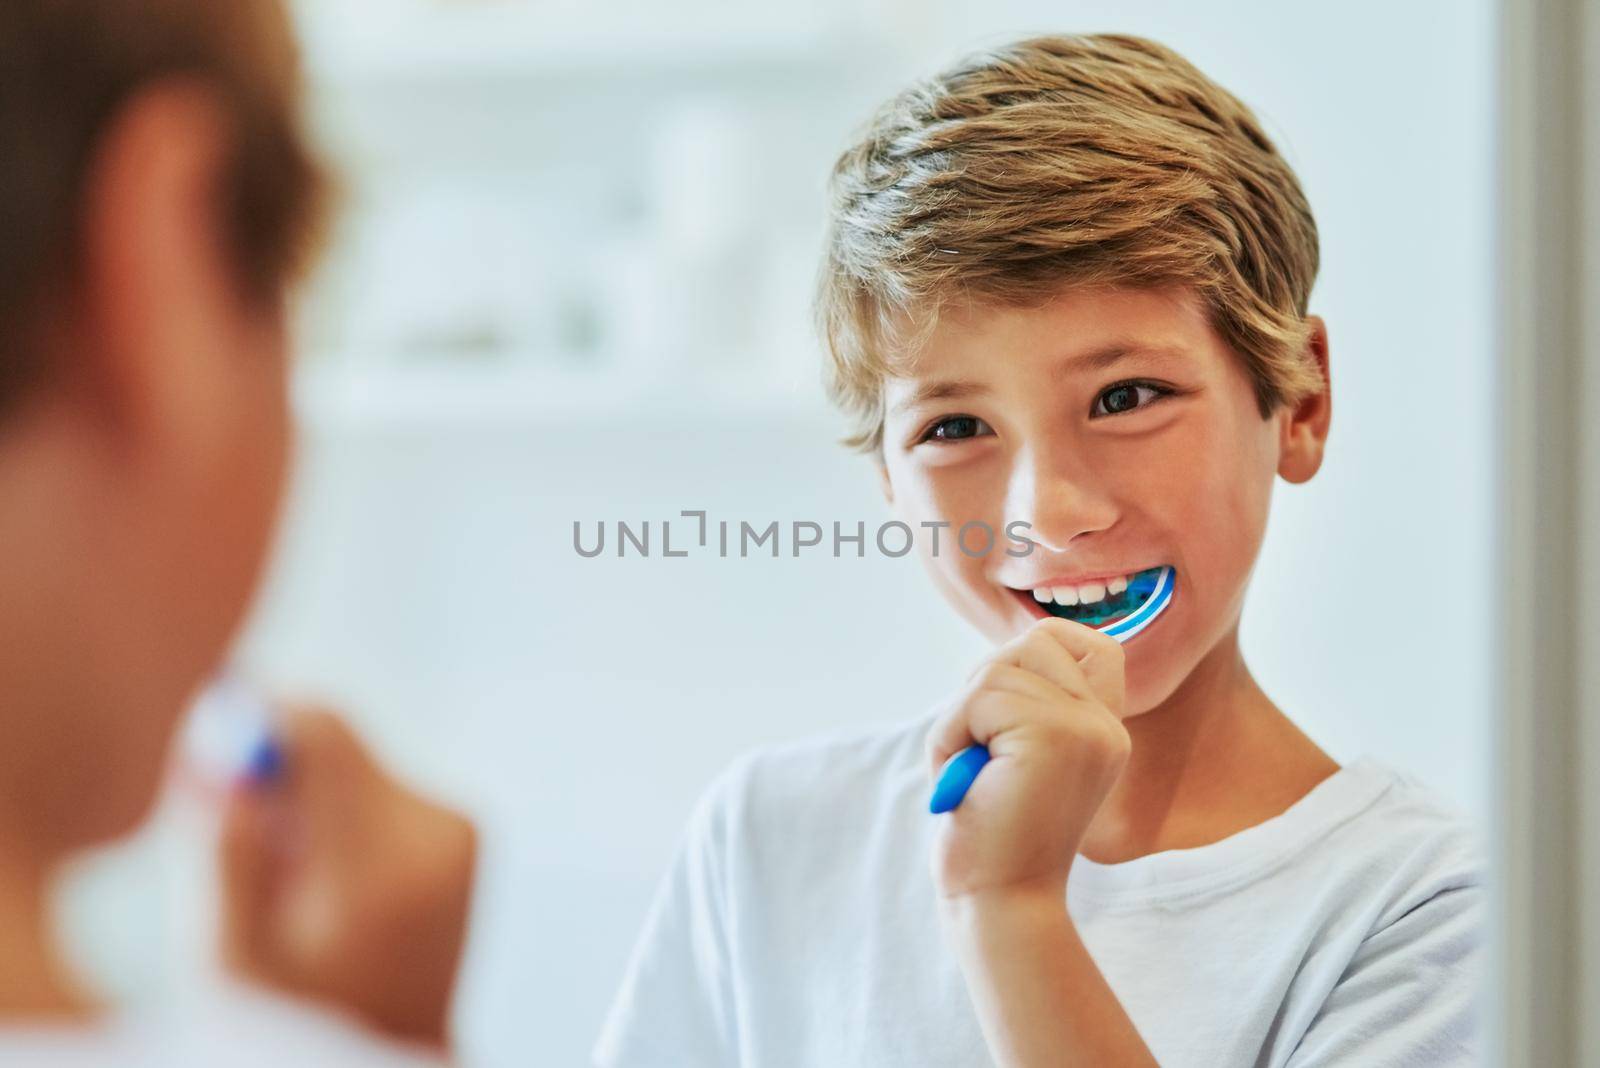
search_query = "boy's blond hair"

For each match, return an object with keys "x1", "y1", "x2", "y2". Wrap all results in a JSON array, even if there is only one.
[{"x1": 817, "y1": 34, "x2": 1324, "y2": 452}]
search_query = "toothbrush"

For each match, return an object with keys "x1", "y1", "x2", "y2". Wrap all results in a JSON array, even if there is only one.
[
  {"x1": 929, "y1": 565, "x2": 1175, "y2": 814},
  {"x1": 184, "y1": 670, "x2": 285, "y2": 789}
]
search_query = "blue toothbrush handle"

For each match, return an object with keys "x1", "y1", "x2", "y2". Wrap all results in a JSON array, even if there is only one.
[{"x1": 930, "y1": 744, "x2": 991, "y2": 814}]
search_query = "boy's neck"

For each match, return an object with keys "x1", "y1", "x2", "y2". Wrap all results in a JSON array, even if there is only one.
[
  {"x1": 1079, "y1": 622, "x2": 1338, "y2": 865},
  {"x1": 0, "y1": 841, "x2": 97, "y2": 1022}
]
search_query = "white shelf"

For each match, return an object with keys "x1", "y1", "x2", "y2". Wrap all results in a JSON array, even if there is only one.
[
  {"x1": 292, "y1": 3, "x2": 886, "y2": 89},
  {"x1": 291, "y1": 357, "x2": 827, "y2": 429}
]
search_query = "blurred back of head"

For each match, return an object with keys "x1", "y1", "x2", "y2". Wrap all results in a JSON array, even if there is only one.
[
  {"x1": 0, "y1": 0, "x2": 323, "y2": 856},
  {"x1": 0, "y1": 0, "x2": 322, "y2": 415}
]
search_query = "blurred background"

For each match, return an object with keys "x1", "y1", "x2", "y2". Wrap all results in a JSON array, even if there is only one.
[{"x1": 55, "y1": 1, "x2": 1496, "y2": 1064}]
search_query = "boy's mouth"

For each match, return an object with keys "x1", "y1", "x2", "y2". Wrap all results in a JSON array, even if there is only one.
[{"x1": 1009, "y1": 565, "x2": 1174, "y2": 630}]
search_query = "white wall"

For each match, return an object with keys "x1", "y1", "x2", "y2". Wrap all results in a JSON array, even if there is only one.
[{"x1": 58, "y1": 3, "x2": 1496, "y2": 1065}]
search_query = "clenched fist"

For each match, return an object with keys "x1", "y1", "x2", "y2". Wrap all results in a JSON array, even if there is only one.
[
  {"x1": 219, "y1": 707, "x2": 478, "y2": 1049},
  {"x1": 927, "y1": 617, "x2": 1131, "y2": 901}
]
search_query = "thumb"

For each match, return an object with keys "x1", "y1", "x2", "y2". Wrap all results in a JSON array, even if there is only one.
[{"x1": 269, "y1": 705, "x2": 382, "y2": 862}]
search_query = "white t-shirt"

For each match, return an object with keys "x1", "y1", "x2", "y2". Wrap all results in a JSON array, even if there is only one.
[
  {"x1": 0, "y1": 980, "x2": 445, "y2": 1068},
  {"x1": 594, "y1": 715, "x2": 1487, "y2": 1067}
]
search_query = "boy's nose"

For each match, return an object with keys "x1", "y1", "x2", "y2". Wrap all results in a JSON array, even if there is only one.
[{"x1": 1006, "y1": 449, "x2": 1118, "y2": 553}]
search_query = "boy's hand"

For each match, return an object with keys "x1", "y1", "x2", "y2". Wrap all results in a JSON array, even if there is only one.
[
  {"x1": 927, "y1": 617, "x2": 1131, "y2": 901},
  {"x1": 218, "y1": 707, "x2": 478, "y2": 1049}
]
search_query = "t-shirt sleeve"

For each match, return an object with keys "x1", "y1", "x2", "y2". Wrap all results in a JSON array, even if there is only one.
[
  {"x1": 591, "y1": 762, "x2": 746, "y2": 1068},
  {"x1": 1287, "y1": 881, "x2": 1486, "y2": 1067}
]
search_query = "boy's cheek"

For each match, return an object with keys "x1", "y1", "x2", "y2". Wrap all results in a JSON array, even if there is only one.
[{"x1": 921, "y1": 553, "x2": 1023, "y2": 644}]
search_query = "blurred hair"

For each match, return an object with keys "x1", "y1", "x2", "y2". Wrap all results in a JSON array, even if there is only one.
[
  {"x1": 0, "y1": 0, "x2": 326, "y2": 414},
  {"x1": 816, "y1": 33, "x2": 1324, "y2": 452}
]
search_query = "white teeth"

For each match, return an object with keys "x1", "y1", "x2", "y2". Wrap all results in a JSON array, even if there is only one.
[{"x1": 1028, "y1": 571, "x2": 1146, "y2": 609}]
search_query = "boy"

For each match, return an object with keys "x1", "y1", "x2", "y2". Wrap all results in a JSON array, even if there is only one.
[
  {"x1": 0, "y1": 1, "x2": 475, "y2": 1060},
  {"x1": 595, "y1": 34, "x2": 1484, "y2": 1066}
]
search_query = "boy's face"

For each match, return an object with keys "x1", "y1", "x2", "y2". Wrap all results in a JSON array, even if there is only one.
[{"x1": 878, "y1": 285, "x2": 1327, "y2": 718}]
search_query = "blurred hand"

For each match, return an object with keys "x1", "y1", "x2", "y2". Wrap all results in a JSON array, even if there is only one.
[
  {"x1": 219, "y1": 707, "x2": 478, "y2": 1049},
  {"x1": 926, "y1": 617, "x2": 1131, "y2": 902}
]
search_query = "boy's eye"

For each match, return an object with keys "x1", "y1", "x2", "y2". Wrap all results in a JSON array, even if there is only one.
[
  {"x1": 920, "y1": 415, "x2": 993, "y2": 443},
  {"x1": 1093, "y1": 380, "x2": 1172, "y2": 417}
]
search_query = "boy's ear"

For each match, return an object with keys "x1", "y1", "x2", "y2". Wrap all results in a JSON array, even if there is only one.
[
  {"x1": 74, "y1": 80, "x2": 237, "y2": 450},
  {"x1": 877, "y1": 455, "x2": 894, "y2": 505},
  {"x1": 1276, "y1": 315, "x2": 1331, "y2": 485}
]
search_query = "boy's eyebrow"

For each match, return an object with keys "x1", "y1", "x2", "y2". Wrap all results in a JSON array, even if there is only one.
[
  {"x1": 890, "y1": 380, "x2": 990, "y2": 417},
  {"x1": 890, "y1": 342, "x2": 1191, "y2": 417},
  {"x1": 1062, "y1": 341, "x2": 1193, "y2": 374}
]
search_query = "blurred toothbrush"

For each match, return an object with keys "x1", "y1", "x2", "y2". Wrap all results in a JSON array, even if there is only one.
[{"x1": 182, "y1": 670, "x2": 284, "y2": 793}]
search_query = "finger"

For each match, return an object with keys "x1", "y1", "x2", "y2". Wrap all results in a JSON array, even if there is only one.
[
  {"x1": 1027, "y1": 617, "x2": 1127, "y2": 715},
  {"x1": 925, "y1": 665, "x2": 1058, "y2": 777},
  {"x1": 272, "y1": 704, "x2": 368, "y2": 782},
  {"x1": 926, "y1": 699, "x2": 978, "y2": 785},
  {"x1": 994, "y1": 621, "x2": 1096, "y2": 701},
  {"x1": 945, "y1": 685, "x2": 1132, "y2": 786},
  {"x1": 218, "y1": 788, "x2": 280, "y2": 980},
  {"x1": 268, "y1": 704, "x2": 377, "y2": 861}
]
